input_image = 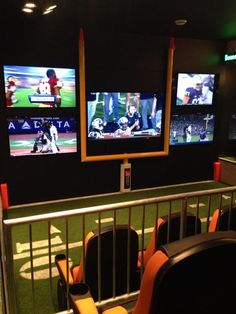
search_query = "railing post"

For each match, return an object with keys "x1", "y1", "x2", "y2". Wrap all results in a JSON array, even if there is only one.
[
  {"x1": 0, "y1": 195, "x2": 7, "y2": 314},
  {"x1": 3, "y1": 223, "x2": 18, "y2": 313},
  {"x1": 180, "y1": 197, "x2": 188, "y2": 239}
]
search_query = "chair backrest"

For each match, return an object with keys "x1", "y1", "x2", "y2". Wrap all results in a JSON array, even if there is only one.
[
  {"x1": 134, "y1": 230, "x2": 236, "y2": 314},
  {"x1": 142, "y1": 212, "x2": 201, "y2": 267},
  {"x1": 209, "y1": 206, "x2": 236, "y2": 232},
  {"x1": 156, "y1": 212, "x2": 201, "y2": 246},
  {"x1": 84, "y1": 225, "x2": 139, "y2": 301}
]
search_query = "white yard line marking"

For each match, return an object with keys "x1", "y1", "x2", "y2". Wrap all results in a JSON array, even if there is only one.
[
  {"x1": 16, "y1": 235, "x2": 62, "y2": 254},
  {"x1": 200, "y1": 217, "x2": 212, "y2": 223},
  {"x1": 14, "y1": 240, "x2": 83, "y2": 260},
  {"x1": 14, "y1": 216, "x2": 212, "y2": 260},
  {"x1": 136, "y1": 227, "x2": 154, "y2": 235},
  {"x1": 95, "y1": 218, "x2": 114, "y2": 224},
  {"x1": 50, "y1": 225, "x2": 61, "y2": 234},
  {"x1": 188, "y1": 203, "x2": 205, "y2": 208},
  {"x1": 222, "y1": 194, "x2": 232, "y2": 200}
]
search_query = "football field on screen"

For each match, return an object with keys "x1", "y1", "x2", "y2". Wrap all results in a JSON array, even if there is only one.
[
  {"x1": 171, "y1": 134, "x2": 214, "y2": 144},
  {"x1": 10, "y1": 88, "x2": 76, "y2": 108}
]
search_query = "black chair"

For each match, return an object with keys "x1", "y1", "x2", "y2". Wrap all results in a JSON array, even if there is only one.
[
  {"x1": 69, "y1": 230, "x2": 236, "y2": 314},
  {"x1": 138, "y1": 212, "x2": 202, "y2": 268},
  {"x1": 209, "y1": 205, "x2": 236, "y2": 232},
  {"x1": 55, "y1": 225, "x2": 139, "y2": 310}
]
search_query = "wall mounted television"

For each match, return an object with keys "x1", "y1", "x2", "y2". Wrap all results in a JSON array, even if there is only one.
[
  {"x1": 8, "y1": 117, "x2": 77, "y2": 156},
  {"x1": 228, "y1": 113, "x2": 236, "y2": 140},
  {"x1": 3, "y1": 65, "x2": 76, "y2": 108},
  {"x1": 170, "y1": 113, "x2": 215, "y2": 146},
  {"x1": 85, "y1": 91, "x2": 165, "y2": 156},
  {"x1": 175, "y1": 73, "x2": 216, "y2": 106},
  {"x1": 79, "y1": 35, "x2": 174, "y2": 161}
]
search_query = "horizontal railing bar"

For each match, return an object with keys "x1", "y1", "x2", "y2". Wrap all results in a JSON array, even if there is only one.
[
  {"x1": 95, "y1": 290, "x2": 139, "y2": 308},
  {"x1": 4, "y1": 186, "x2": 236, "y2": 227},
  {"x1": 9, "y1": 180, "x2": 215, "y2": 210}
]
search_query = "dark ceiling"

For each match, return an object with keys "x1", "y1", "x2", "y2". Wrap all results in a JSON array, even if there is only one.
[{"x1": 2, "y1": 0, "x2": 236, "y2": 42}]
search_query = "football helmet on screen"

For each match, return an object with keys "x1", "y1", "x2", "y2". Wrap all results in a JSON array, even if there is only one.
[
  {"x1": 118, "y1": 117, "x2": 129, "y2": 130},
  {"x1": 91, "y1": 118, "x2": 103, "y2": 131},
  {"x1": 192, "y1": 75, "x2": 203, "y2": 90}
]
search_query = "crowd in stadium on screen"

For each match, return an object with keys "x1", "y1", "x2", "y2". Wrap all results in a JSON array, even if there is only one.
[{"x1": 87, "y1": 92, "x2": 163, "y2": 138}]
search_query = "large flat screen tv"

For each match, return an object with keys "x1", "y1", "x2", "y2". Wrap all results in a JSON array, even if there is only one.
[
  {"x1": 170, "y1": 113, "x2": 215, "y2": 146},
  {"x1": 8, "y1": 117, "x2": 77, "y2": 156},
  {"x1": 3, "y1": 65, "x2": 76, "y2": 108},
  {"x1": 175, "y1": 73, "x2": 216, "y2": 106},
  {"x1": 86, "y1": 91, "x2": 165, "y2": 155}
]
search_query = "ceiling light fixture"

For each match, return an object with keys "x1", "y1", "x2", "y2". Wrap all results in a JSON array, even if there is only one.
[
  {"x1": 22, "y1": 1, "x2": 58, "y2": 15},
  {"x1": 25, "y1": 2, "x2": 37, "y2": 8},
  {"x1": 43, "y1": 9, "x2": 53, "y2": 15},
  {"x1": 175, "y1": 19, "x2": 188, "y2": 26},
  {"x1": 22, "y1": 1, "x2": 36, "y2": 13},
  {"x1": 22, "y1": 7, "x2": 34, "y2": 13},
  {"x1": 43, "y1": 4, "x2": 57, "y2": 14},
  {"x1": 46, "y1": 5, "x2": 57, "y2": 10}
]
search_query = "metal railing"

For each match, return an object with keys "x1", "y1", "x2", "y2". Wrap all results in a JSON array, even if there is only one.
[{"x1": 1, "y1": 185, "x2": 236, "y2": 314}]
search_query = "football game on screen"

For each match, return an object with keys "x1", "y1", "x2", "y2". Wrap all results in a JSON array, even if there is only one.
[
  {"x1": 87, "y1": 92, "x2": 163, "y2": 140},
  {"x1": 4, "y1": 65, "x2": 76, "y2": 108},
  {"x1": 176, "y1": 73, "x2": 215, "y2": 106}
]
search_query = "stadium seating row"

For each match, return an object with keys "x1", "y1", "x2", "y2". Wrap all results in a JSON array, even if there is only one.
[{"x1": 55, "y1": 207, "x2": 236, "y2": 313}]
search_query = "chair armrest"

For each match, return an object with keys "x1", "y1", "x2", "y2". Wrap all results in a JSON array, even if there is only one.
[
  {"x1": 69, "y1": 283, "x2": 99, "y2": 314},
  {"x1": 102, "y1": 306, "x2": 129, "y2": 314},
  {"x1": 73, "y1": 297, "x2": 99, "y2": 314},
  {"x1": 55, "y1": 254, "x2": 74, "y2": 285}
]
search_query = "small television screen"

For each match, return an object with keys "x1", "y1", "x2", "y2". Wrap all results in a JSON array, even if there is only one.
[
  {"x1": 170, "y1": 113, "x2": 215, "y2": 146},
  {"x1": 228, "y1": 113, "x2": 236, "y2": 140},
  {"x1": 3, "y1": 65, "x2": 76, "y2": 108},
  {"x1": 87, "y1": 92, "x2": 163, "y2": 140},
  {"x1": 8, "y1": 117, "x2": 77, "y2": 156},
  {"x1": 175, "y1": 73, "x2": 216, "y2": 106}
]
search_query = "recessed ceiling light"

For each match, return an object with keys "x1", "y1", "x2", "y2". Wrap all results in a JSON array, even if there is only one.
[
  {"x1": 22, "y1": 7, "x2": 33, "y2": 13},
  {"x1": 25, "y1": 2, "x2": 37, "y2": 8},
  {"x1": 175, "y1": 19, "x2": 187, "y2": 26},
  {"x1": 46, "y1": 5, "x2": 57, "y2": 10},
  {"x1": 43, "y1": 9, "x2": 53, "y2": 15}
]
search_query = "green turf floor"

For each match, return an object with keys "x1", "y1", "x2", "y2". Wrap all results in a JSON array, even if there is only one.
[{"x1": 3, "y1": 180, "x2": 233, "y2": 314}]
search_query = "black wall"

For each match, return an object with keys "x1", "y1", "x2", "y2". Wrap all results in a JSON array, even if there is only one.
[{"x1": 0, "y1": 20, "x2": 230, "y2": 205}]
